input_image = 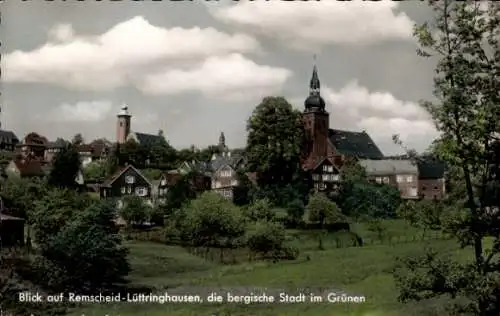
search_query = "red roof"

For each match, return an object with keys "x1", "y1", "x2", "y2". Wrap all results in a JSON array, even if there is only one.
[{"x1": 10, "y1": 157, "x2": 45, "y2": 177}]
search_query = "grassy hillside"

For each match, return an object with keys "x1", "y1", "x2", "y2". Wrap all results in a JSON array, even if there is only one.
[{"x1": 69, "y1": 220, "x2": 476, "y2": 316}]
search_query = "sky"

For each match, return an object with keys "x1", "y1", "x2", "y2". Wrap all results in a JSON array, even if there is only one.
[{"x1": 1, "y1": 0, "x2": 440, "y2": 155}]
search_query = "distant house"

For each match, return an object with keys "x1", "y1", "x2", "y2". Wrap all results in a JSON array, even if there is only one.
[
  {"x1": 210, "y1": 151, "x2": 246, "y2": 200},
  {"x1": 310, "y1": 157, "x2": 341, "y2": 192},
  {"x1": 417, "y1": 160, "x2": 446, "y2": 200},
  {"x1": 359, "y1": 159, "x2": 419, "y2": 199},
  {"x1": 45, "y1": 138, "x2": 69, "y2": 162},
  {"x1": 16, "y1": 132, "x2": 48, "y2": 160},
  {"x1": 0, "y1": 130, "x2": 19, "y2": 151},
  {"x1": 100, "y1": 165, "x2": 153, "y2": 203},
  {"x1": 6, "y1": 157, "x2": 46, "y2": 178}
]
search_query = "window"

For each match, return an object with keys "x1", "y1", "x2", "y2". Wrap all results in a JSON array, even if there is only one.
[
  {"x1": 408, "y1": 187, "x2": 418, "y2": 197},
  {"x1": 125, "y1": 175, "x2": 135, "y2": 184},
  {"x1": 406, "y1": 175, "x2": 413, "y2": 183},
  {"x1": 323, "y1": 165, "x2": 328, "y2": 172},
  {"x1": 120, "y1": 122, "x2": 123, "y2": 127},
  {"x1": 327, "y1": 166, "x2": 333, "y2": 173},
  {"x1": 383, "y1": 177, "x2": 390, "y2": 184},
  {"x1": 319, "y1": 183, "x2": 326, "y2": 190},
  {"x1": 121, "y1": 187, "x2": 126, "y2": 194},
  {"x1": 322, "y1": 174, "x2": 329, "y2": 181},
  {"x1": 396, "y1": 175, "x2": 404, "y2": 183},
  {"x1": 160, "y1": 179, "x2": 166, "y2": 186},
  {"x1": 231, "y1": 180, "x2": 238, "y2": 186},
  {"x1": 433, "y1": 186, "x2": 438, "y2": 190},
  {"x1": 375, "y1": 177, "x2": 382, "y2": 184},
  {"x1": 422, "y1": 186, "x2": 427, "y2": 191},
  {"x1": 221, "y1": 170, "x2": 232, "y2": 177},
  {"x1": 127, "y1": 186, "x2": 132, "y2": 194},
  {"x1": 332, "y1": 174, "x2": 340, "y2": 182},
  {"x1": 135, "y1": 187, "x2": 148, "y2": 197},
  {"x1": 223, "y1": 189, "x2": 232, "y2": 197},
  {"x1": 312, "y1": 174, "x2": 319, "y2": 181}
]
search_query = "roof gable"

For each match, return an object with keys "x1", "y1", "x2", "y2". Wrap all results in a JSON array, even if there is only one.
[
  {"x1": 103, "y1": 165, "x2": 152, "y2": 187},
  {"x1": 329, "y1": 129, "x2": 384, "y2": 159},
  {"x1": 312, "y1": 157, "x2": 338, "y2": 172}
]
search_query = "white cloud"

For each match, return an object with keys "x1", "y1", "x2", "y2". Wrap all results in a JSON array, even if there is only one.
[
  {"x1": 210, "y1": 1, "x2": 415, "y2": 49},
  {"x1": 321, "y1": 81, "x2": 438, "y2": 153},
  {"x1": 53, "y1": 100, "x2": 113, "y2": 122},
  {"x1": 3, "y1": 16, "x2": 261, "y2": 91},
  {"x1": 138, "y1": 53, "x2": 292, "y2": 101}
]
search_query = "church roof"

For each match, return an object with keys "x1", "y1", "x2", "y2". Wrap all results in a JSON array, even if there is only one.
[
  {"x1": 359, "y1": 159, "x2": 417, "y2": 176},
  {"x1": 329, "y1": 129, "x2": 384, "y2": 159},
  {"x1": 132, "y1": 132, "x2": 164, "y2": 146}
]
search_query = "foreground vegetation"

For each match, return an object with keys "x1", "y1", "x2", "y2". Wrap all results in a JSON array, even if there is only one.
[{"x1": 70, "y1": 228, "x2": 481, "y2": 316}]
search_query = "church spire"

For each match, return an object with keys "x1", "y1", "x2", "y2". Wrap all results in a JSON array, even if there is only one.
[
  {"x1": 309, "y1": 55, "x2": 320, "y2": 96},
  {"x1": 218, "y1": 131, "x2": 226, "y2": 149}
]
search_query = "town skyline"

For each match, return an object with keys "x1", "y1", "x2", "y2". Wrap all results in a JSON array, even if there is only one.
[{"x1": 2, "y1": 1, "x2": 438, "y2": 154}]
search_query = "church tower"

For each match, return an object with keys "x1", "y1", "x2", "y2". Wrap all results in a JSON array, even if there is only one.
[
  {"x1": 302, "y1": 60, "x2": 329, "y2": 169},
  {"x1": 116, "y1": 104, "x2": 131, "y2": 144}
]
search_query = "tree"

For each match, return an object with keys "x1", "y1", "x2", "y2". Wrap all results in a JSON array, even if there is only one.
[
  {"x1": 243, "y1": 198, "x2": 275, "y2": 222},
  {"x1": 179, "y1": 192, "x2": 246, "y2": 253},
  {"x1": 71, "y1": 133, "x2": 84, "y2": 145},
  {"x1": 83, "y1": 161, "x2": 107, "y2": 181},
  {"x1": 394, "y1": 2, "x2": 500, "y2": 315},
  {"x1": 286, "y1": 198, "x2": 305, "y2": 225},
  {"x1": 164, "y1": 171, "x2": 199, "y2": 211},
  {"x1": 306, "y1": 193, "x2": 345, "y2": 250},
  {"x1": 48, "y1": 144, "x2": 81, "y2": 189},
  {"x1": 33, "y1": 200, "x2": 130, "y2": 293},
  {"x1": 119, "y1": 195, "x2": 151, "y2": 226},
  {"x1": 246, "y1": 221, "x2": 287, "y2": 259},
  {"x1": 246, "y1": 97, "x2": 306, "y2": 204}
]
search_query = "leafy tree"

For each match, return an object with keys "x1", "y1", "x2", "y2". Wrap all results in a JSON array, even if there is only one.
[
  {"x1": 366, "y1": 219, "x2": 387, "y2": 243},
  {"x1": 243, "y1": 198, "x2": 275, "y2": 222},
  {"x1": 246, "y1": 221, "x2": 286, "y2": 258},
  {"x1": 0, "y1": 177, "x2": 46, "y2": 221},
  {"x1": 31, "y1": 188, "x2": 93, "y2": 245},
  {"x1": 246, "y1": 97, "x2": 306, "y2": 203},
  {"x1": 48, "y1": 144, "x2": 81, "y2": 189},
  {"x1": 164, "y1": 171, "x2": 199, "y2": 211},
  {"x1": 286, "y1": 198, "x2": 306, "y2": 225},
  {"x1": 306, "y1": 193, "x2": 345, "y2": 249},
  {"x1": 119, "y1": 195, "x2": 151, "y2": 226},
  {"x1": 71, "y1": 133, "x2": 84, "y2": 145},
  {"x1": 83, "y1": 161, "x2": 107, "y2": 181},
  {"x1": 179, "y1": 192, "x2": 246, "y2": 252},
  {"x1": 141, "y1": 168, "x2": 163, "y2": 181},
  {"x1": 394, "y1": 2, "x2": 500, "y2": 315},
  {"x1": 33, "y1": 200, "x2": 130, "y2": 293}
]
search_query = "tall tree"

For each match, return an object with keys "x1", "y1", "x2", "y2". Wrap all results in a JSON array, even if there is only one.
[
  {"x1": 246, "y1": 97, "x2": 305, "y2": 202},
  {"x1": 394, "y1": 2, "x2": 500, "y2": 315},
  {"x1": 48, "y1": 144, "x2": 81, "y2": 189},
  {"x1": 71, "y1": 133, "x2": 84, "y2": 145}
]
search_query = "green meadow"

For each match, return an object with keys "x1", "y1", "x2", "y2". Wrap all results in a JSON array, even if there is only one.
[{"x1": 69, "y1": 220, "x2": 478, "y2": 316}]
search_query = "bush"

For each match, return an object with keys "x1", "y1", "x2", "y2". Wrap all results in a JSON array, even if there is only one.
[{"x1": 246, "y1": 221, "x2": 286, "y2": 257}]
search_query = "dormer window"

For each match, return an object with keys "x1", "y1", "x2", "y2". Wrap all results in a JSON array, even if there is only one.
[{"x1": 125, "y1": 175, "x2": 135, "y2": 184}]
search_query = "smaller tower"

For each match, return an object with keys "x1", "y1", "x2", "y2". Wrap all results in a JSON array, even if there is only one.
[
  {"x1": 116, "y1": 104, "x2": 131, "y2": 144},
  {"x1": 218, "y1": 132, "x2": 226, "y2": 149}
]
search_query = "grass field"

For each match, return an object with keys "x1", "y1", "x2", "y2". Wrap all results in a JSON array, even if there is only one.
[{"x1": 69, "y1": 220, "x2": 479, "y2": 316}]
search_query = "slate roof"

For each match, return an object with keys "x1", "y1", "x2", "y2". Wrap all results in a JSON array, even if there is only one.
[
  {"x1": 0, "y1": 130, "x2": 19, "y2": 144},
  {"x1": 329, "y1": 129, "x2": 384, "y2": 159},
  {"x1": 132, "y1": 132, "x2": 164, "y2": 146},
  {"x1": 417, "y1": 160, "x2": 446, "y2": 179},
  {"x1": 179, "y1": 152, "x2": 245, "y2": 176},
  {"x1": 359, "y1": 159, "x2": 418, "y2": 176}
]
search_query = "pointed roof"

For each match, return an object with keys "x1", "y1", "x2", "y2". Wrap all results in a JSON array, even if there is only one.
[{"x1": 304, "y1": 56, "x2": 325, "y2": 111}]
